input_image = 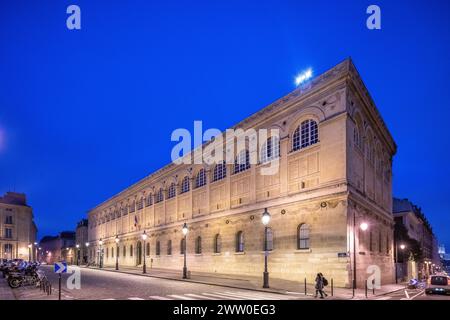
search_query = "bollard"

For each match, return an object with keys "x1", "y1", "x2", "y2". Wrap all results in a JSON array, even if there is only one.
[
  {"x1": 304, "y1": 278, "x2": 307, "y2": 295},
  {"x1": 372, "y1": 279, "x2": 375, "y2": 295},
  {"x1": 331, "y1": 278, "x2": 334, "y2": 296},
  {"x1": 365, "y1": 280, "x2": 368, "y2": 298}
]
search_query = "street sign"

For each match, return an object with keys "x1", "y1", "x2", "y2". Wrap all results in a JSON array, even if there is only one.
[{"x1": 54, "y1": 262, "x2": 67, "y2": 273}]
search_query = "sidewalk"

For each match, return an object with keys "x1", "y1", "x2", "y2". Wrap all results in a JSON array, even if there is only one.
[
  {"x1": 82, "y1": 265, "x2": 405, "y2": 299},
  {"x1": 0, "y1": 278, "x2": 16, "y2": 300}
]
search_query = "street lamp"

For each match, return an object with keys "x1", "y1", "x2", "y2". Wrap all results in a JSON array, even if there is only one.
[
  {"x1": 395, "y1": 243, "x2": 406, "y2": 283},
  {"x1": 182, "y1": 223, "x2": 188, "y2": 279},
  {"x1": 85, "y1": 242, "x2": 90, "y2": 265},
  {"x1": 76, "y1": 244, "x2": 80, "y2": 266},
  {"x1": 115, "y1": 236, "x2": 120, "y2": 270},
  {"x1": 262, "y1": 208, "x2": 271, "y2": 288},
  {"x1": 27, "y1": 244, "x2": 32, "y2": 262},
  {"x1": 142, "y1": 231, "x2": 147, "y2": 274},
  {"x1": 99, "y1": 239, "x2": 103, "y2": 268},
  {"x1": 352, "y1": 218, "x2": 369, "y2": 297}
]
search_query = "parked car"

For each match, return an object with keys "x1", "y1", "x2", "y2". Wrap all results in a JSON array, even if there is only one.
[{"x1": 425, "y1": 275, "x2": 450, "y2": 295}]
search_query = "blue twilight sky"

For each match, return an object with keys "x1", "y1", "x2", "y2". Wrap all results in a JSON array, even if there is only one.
[{"x1": 0, "y1": 0, "x2": 449, "y2": 247}]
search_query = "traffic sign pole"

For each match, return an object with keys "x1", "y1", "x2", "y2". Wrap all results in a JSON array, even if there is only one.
[{"x1": 58, "y1": 273, "x2": 61, "y2": 300}]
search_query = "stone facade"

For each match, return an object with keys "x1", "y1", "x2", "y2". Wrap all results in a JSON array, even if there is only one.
[
  {"x1": 87, "y1": 58, "x2": 397, "y2": 287},
  {"x1": 75, "y1": 219, "x2": 88, "y2": 263},
  {"x1": 0, "y1": 192, "x2": 37, "y2": 261}
]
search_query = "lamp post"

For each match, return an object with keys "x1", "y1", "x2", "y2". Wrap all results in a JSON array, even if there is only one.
[
  {"x1": 141, "y1": 231, "x2": 147, "y2": 274},
  {"x1": 34, "y1": 242, "x2": 38, "y2": 262},
  {"x1": 85, "y1": 242, "x2": 90, "y2": 264},
  {"x1": 76, "y1": 244, "x2": 80, "y2": 265},
  {"x1": 115, "y1": 236, "x2": 120, "y2": 271},
  {"x1": 352, "y1": 217, "x2": 369, "y2": 297},
  {"x1": 262, "y1": 208, "x2": 271, "y2": 288},
  {"x1": 395, "y1": 243, "x2": 406, "y2": 284},
  {"x1": 27, "y1": 244, "x2": 32, "y2": 262},
  {"x1": 99, "y1": 239, "x2": 103, "y2": 268},
  {"x1": 182, "y1": 223, "x2": 188, "y2": 279}
]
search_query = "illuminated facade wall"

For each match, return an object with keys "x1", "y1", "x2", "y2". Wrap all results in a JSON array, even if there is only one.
[
  {"x1": 87, "y1": 59, "x2": 397, "y2": 287},
  {"x1": 0, "y1": 192, "x2": 37, "y2": 261}
]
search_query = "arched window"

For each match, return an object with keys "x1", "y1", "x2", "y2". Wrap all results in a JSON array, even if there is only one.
[
  {"x1": 156, "y1": 241, "x2": 161, "y2": 256},
  {"x1": 195, "y1": 169, "x2": 206, "y2": 188},
  {"x1": 214, "y1": 234, "x2": 222, "y2": 253},
  {"x1": 180, "y1": 176, "x2": 190, "y2": 194},
  {"x1": 146, "y1": 243, "x2": 150, "y2": 256},
  {"x1": 195, "y1": 236, "x2": 202, "y2": 254},
  {"x1": 236, "y1": 231, "x2": 244, "y2": 252},
  {"x1": 234, "y1": 150, "x2": 250, "y2": 174},
  {"x1": 155, "y1": 188, "x2": 164, "y2": 203},
  {"x1": 123, "y1": 245, "x2": 126, "y2": 257},
  {"x1": 264, "y1": 227, "x2": 274, "y2": 251},
  {"x1": 212, "y1": 161, "x2": 227, "y2": 182},
  {"x1": 293, "y1": 119, "x2": 319, "y2": 151},
  {"x1": 167, "y1": 183, "x2": 176, "y2": 199},
  {"x1": 129, "y1": 200, "x2": 136, "y2": 213},
  {"x1": 180, "y1": 238, "x2": 186, "y2": 254},
  {"x1": 167, "y1": 240, "x2": 172, "y2": 255},
  {"x1": 146, "y1": 194, "x2": 153, "y2": 207},
  {"x1": 297, "y1": 224, "x2": 310, "y2": 249},
  {"x1": 260, "y1": 136, "x2": 280, "y2": 164},
  {"x1": 130, "y1": 245, "x2": 133, "y2": 257}
]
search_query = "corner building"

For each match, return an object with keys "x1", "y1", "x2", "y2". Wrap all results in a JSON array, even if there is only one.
[{"x1": 88, "y1": 59, "x2": 397, "y2": 287}]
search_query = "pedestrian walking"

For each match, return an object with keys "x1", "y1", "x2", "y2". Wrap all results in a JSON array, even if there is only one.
[{"x1": 314, "y1": 272, "x2": 327, "y2": 298}]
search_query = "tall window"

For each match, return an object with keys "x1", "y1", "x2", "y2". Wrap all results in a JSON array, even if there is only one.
[
  {"x1": 5, "y1": 228, "x2": 12, "y2": 239},
  {"x1": 146, "y1": 243, "x2": 150, "y2": 256},
  {"x1": 167, "y1": 240, "x2": 172, "y2": 255},
  {"x1": 386, "y1": 235, "x2": 390, "y2": 254},
  {"x1": 195, "y1": 169, "x2": 206, "y2": 188},
  {"x1": 195, "y1": 236, "x2": 202, "y2": 254},
  {"x1": 5, "y1": 215, "x2": 13, "y2": 224},
  {"x1": 130, "y1": 245, "x2": 133, "y2": 257},
  {"x1": 167, "y1": 183, "x2": 176, "y2": 199},
  {"x1": 180, "y1": 238, "x2": 186, "y2": 254},
  {"x1": 264, "y1": 227, "x2": 274, "y2": 251},
  {"x1": 111, "y1": 247, "x2": 114, "y2": 258},
  {"x1": 378, "y1": 231, "x2": 382, "y2": 253},
  {"x1": 180, "y1": 176, "x2": 190, "y2": 194},
  {"x1": 136, "y1": 198, "x2": 144, "y2": 210},
  {"x1": 212, "y1": 161, "x2": 227, "y2": 182},
  {"x1": 236, "y1": 231, "x2": 244, "y2": 252},
  {"x1": 297, "y1": 224, "x2": 310, "y2": 249},
  {"x1": 123, "y1": 245, "x2": 126, "y2": 257},
  {"x1": 214, "y1": 234, "x2": 222, "y2": 253},
  {"x1": 117, "y1": 246, "x2": 120, "y2": 258},
  {"x1": 106, "y1": 247, "x2": 109, "y2": 259},
  {"x1": 4, "y1": 244, "x2": 12, "y2": 253},
  {"x1": 155, "y1": 188, "x2": 164, "y2": 203},
  {"x1": 156, "y1": 241, "x2": 161, "y2": 256},
  {"x1": 260, "y1": 136, "x2": 280, "y2": 164},
  {"x1": 146, "y1": 194, "x2": 153, "y2": 207},
  {"x1": 234, "y1": 150, "x2": 250, "y2": 174},
  {"x1": 293, "y1": 119, "x2": 319, "y2": 151}
]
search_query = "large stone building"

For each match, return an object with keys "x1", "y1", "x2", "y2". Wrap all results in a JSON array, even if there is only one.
[
  {"x1": 40, "y1": 231, "x2": 76, "y2": 264},
  {"x1": 87, "y1": 59, "x2": 397, "y2": 287},
  {"x1": 0, "y1": 192, "x2": 37, "y2": 260}
]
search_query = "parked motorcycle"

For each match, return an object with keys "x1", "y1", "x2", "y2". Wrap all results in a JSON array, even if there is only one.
[{"x1": 7, "y1": 264, "x2": 43, "y2": 289}]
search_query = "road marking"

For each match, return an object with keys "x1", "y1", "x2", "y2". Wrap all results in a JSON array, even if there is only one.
[
  {"x1": 202, "y1": 293, "x2": 241, "y2": 300},
  {"x1": 128, "y1": 297, "x2": 145, "y2": 300},
  {"x1": 167, "y1": 294, "x2": 197, "y2": 300},
  {"x1": 224, "y1": 291, "x2": 286, "y2": 300},
  {"x1": 409, "y1": 290, "x2": 425, "y2": 300},
  {"x1": 185, "y1": 294, "x2": 219, "y2": 300},
  {"x1": 149, "y1": 295, "x2": 172, "y2": 300},
  {"x1": 102, "y1": 298, "x2": 116, "y2": 300},
  {"x1": 211, "y1": 291, "x2": 263, "y2": 300},
  {"x1": 404, "y1": 290, "x2": 410, "y2": 299},
  {"x1": 375, "y1": 296, "x2": 391, "y2": 300}
]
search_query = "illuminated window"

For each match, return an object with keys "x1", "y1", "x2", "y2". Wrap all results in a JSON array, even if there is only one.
[
  {"x1": 146, "y1": 194, "x2": 153, "y2": 207},
  {"x1": 155, "y1": 188, "x2": 164, "y2": 203}
]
